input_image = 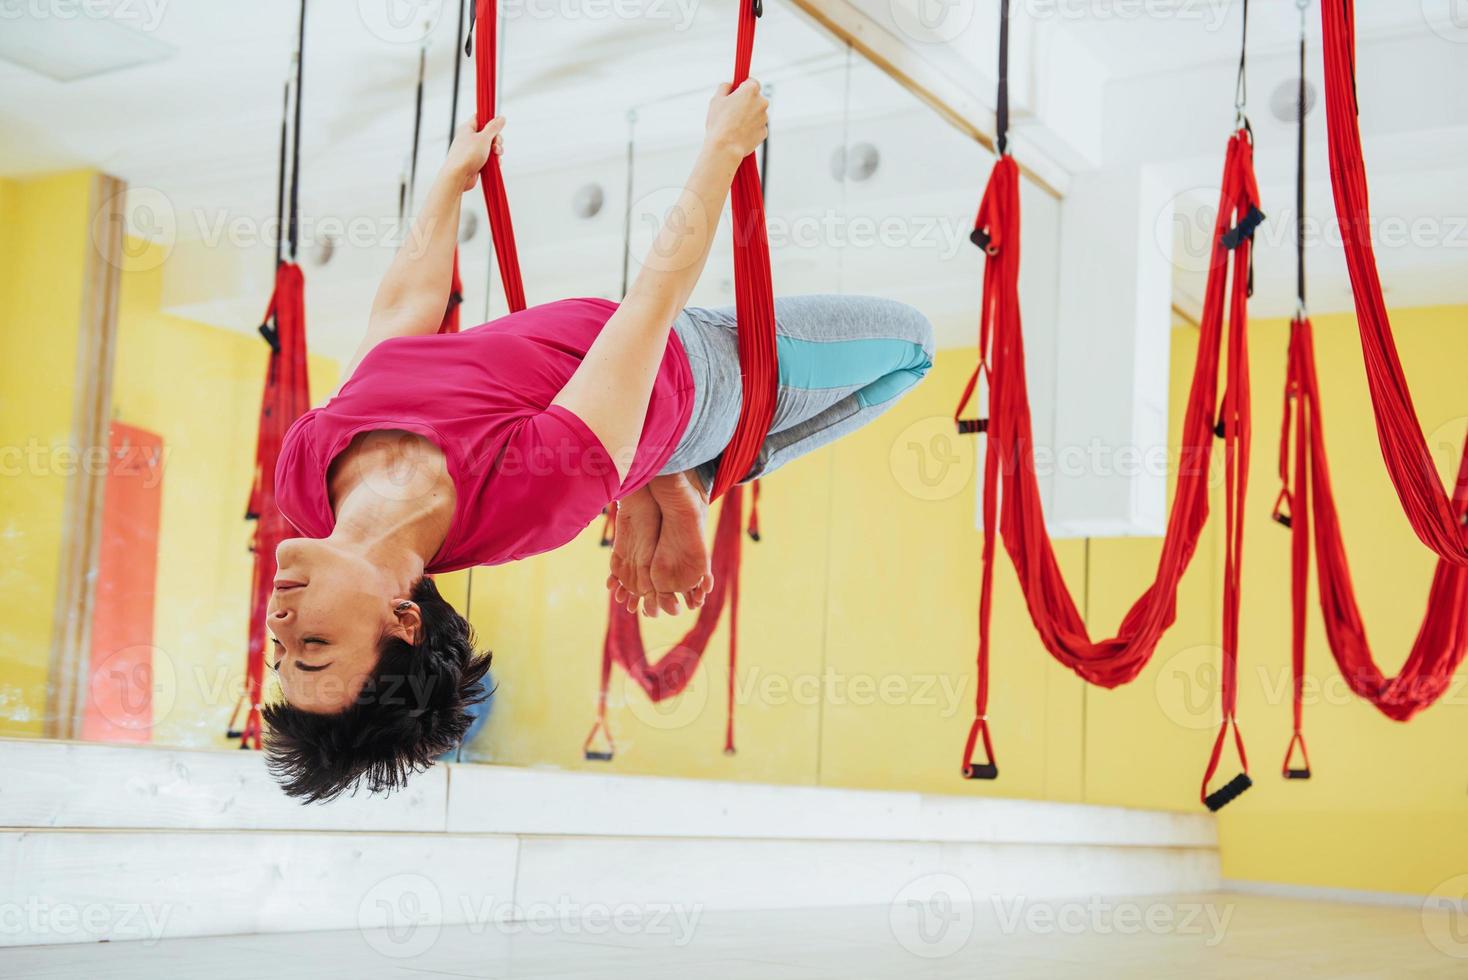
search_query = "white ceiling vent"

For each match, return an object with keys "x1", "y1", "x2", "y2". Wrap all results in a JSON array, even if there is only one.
[{"x1": 0, "y1": 7, "x2": 175, "y2": 82}]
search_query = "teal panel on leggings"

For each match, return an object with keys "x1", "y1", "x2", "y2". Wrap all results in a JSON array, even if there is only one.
[{"x1": 775, "y1": 335, "x2": 931, "y2": 407}]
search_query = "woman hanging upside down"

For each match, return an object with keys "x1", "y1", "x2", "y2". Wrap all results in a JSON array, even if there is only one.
[{"x1": 264, "y1": 80, "x2": 934, "y2": 801}]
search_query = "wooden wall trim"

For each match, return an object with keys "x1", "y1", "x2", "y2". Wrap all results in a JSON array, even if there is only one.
[{"x1": 44, "y1": 173, "x2": 126, "y2": 740}]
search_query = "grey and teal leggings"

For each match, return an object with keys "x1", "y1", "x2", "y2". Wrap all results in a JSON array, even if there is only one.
[{"x1": 661, "y1": 295, "x2": 935, "y2": 486}]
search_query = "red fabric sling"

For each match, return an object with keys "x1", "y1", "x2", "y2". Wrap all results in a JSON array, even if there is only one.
[
  {"x1": 235, "y1": 261, "x2": 311, "y2": 749},
  {"x1": 1276, "y1": 317, "x2": 1468, "y2": 767},
  {"x1": 1271, "y1": 4, "x2": 1468, "y2": 772},
  {"x1": 584, "y1": 486, "x2": 752, "y2": 760},
  {"x1": 706, "y1": 0, "x2": 778, "y2": 502},
  {"x1": 234, "y1": 2, "x2": 313, "y2": 749},
  {"x1": 956, "y1": 132, "x2": 1263, "y2": 809},
  {"x1": 1318, "y1": 0, "x2": 1468, "y2": 564}
]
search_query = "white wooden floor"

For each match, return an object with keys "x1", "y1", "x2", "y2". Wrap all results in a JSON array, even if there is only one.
[{"x1": 3, "y1": 892, "x2": 1461, "y2": 979}]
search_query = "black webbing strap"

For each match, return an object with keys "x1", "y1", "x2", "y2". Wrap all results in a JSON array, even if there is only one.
[
  {"x1": 1233, "y1": 0, "x2": 1249, "y2": 130},
  {"x1": 287, "y1": 0, "x2": 306, "y2": 261},
  {"x1": 995, "y1": 0, "x2": 1010, "y2": 156},
  {"x1": 273, "y1": 79, "x2": 288, "y2": 270},
  {"x1": 1296, "y1": 0, "x2": 1307, "y2": 313},
  {"x1": 449, "y1": 0, "x2": 466, "y2": 149},
  {"x1": 759, "y1": 119, "x2": 770, "y2": 204},
  {"x1": 619, "y1": 112, "x2": 636, "y2": 299},
  {"x1": 400, "y1": 44, "x2": 427, "y2": 228}
]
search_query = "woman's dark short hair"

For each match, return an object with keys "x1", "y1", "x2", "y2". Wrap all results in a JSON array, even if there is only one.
[{"x1": 263, "y1": 576, "x2": 492, "y2": 802}]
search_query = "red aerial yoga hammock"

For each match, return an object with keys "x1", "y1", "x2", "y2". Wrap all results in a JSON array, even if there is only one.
[
  {"x1": 1272, "y1": 7, "x2": 1468, "y2": 777},
  {"x1": 229, "y1": 1, "x2": 312, "y2": 749},
  {"x1": 1317, "y1": 0, "x2": 1468, "y2": 565},
  {"x1": 464, "y1": 0, "x2": 777, "y2": 757},
  {"x1": 954, "y1": 0, "x2": 1263, "y2": 809}
]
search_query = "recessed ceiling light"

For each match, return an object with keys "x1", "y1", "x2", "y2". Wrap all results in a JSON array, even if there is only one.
[{"x1": 0, "y1": 9, "x2": 175, "y2": 82}]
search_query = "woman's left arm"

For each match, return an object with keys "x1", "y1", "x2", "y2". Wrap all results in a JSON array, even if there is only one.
[{"x1": 340, "y1": 118, "x2": 505, "y2": 381}]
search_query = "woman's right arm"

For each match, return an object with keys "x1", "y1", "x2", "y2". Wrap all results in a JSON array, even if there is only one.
[{"x1": 551, "y1": 80, "x2": 769, "y2": 481}]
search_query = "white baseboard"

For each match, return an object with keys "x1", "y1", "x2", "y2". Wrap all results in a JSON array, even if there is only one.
[
  {"x1": 1222, "y1": 878, "x2": 1437, "y2": 910},
  {"x1": 0, "y1": 738, "x2": 1222, "y2": 947}
]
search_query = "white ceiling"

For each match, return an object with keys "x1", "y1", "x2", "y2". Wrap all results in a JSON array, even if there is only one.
[{"x1": 1, "y1": 0, "x2": 1465, "y2": 360}]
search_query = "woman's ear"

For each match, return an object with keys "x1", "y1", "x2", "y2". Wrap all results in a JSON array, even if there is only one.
[{"x1": 389, "y1": 599, "x2": 424, "y2": 646}]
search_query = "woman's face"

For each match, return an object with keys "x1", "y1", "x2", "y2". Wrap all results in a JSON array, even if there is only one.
[{"x1": 266, "y1": 537, "x2": 413, "y2": 714}]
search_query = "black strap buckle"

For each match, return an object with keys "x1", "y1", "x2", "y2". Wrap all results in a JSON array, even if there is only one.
[
  {"x1": 258, "y1": 321, "x2": 281, "y2": 354},
  {"x1": 1221, "y1": 205, "x2": 1265, "y2": 250}
]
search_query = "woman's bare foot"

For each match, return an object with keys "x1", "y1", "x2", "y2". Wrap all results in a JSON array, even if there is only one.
[
  {"x1": 606, "y1": 488, "x2": 662, "y2": 616},
  {"x1": 646, "y1": 470, "x2": 715, "y2": 612}
]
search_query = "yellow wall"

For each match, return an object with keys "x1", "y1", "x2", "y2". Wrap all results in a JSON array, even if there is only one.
[
  {"x1": 0, "y1": 171, "x2": 94, "y2": 737},
  {"x1": 111, "y1": 240, "x2": 339, "y2": 747},
  {"x1": 0, "y1": 165, "x2": 343, "y2": 743}
]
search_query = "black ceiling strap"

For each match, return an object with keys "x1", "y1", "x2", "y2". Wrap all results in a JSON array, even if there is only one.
[
  {"x1": 273, "y1": 77, "x2": 289, "y2": 269},
  {"x1": 287, "y1": 0, "x2": 306, "y2": 261},
  {"x1": 1296, "y1": 0, "x2": 1308, "y2": 315},
  {"x1": 400, "y1": 44, "x2": 427, "y2": 228},
  {"x1": 1233, "y1": 0, "x2": 1249, "y2": 130},
  {"x1": 996, "y1": 0, "x2": 1010, "y2": 156},
  {"x1": 449, "y1": 0, "x2": 467, "y2": 150}
]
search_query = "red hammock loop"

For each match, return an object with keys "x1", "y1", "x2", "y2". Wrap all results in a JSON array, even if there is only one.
[
  {"x1": 960, "y1": 716, "x2": 997, "y2": 780},
  {"x1": 958, "y1": 132, "x2": 1261, "y2": 807},
  {"x1": 1276, "y1": 316, "x2": 1468, "y2": 751},
  {"x1": 1318, "y1": 0, "x2": 1468, "y2": 564}
]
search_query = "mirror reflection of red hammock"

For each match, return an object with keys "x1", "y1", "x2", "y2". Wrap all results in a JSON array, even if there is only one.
[
  {"x1": 234, "y1": 0, "x2": 1466, "y2": 812},
  {"x1": 232, "y1": 0, "x2": 779, "y2": 750}
]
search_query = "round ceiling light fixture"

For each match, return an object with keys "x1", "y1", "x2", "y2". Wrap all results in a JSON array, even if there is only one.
[{"x1": 573, "y1": 182, "x2": 605, "y2": 220}]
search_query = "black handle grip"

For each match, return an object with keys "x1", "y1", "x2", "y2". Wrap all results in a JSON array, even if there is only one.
[
  {"x1": 258, "y1": 322, "x2": 282, "y2": 353},
  {"x1": 226, "y1": 729, "x2": 243, "y2": 739},
  {"x1": 957, "y1": 418, "x2": 989, "y2": 436},
  {"x1": 1203, "y1": 772, "x2": 1253, "y2": 811},
  {"x1": 1284, "y1": 767, "x2": 1311, "y2": 780},
  {"x1": 970, "y1": 227, "x2": 991, "y2": 251},
  {"x1": 963, "y1": 763, "x2": 999, "y2": 780},
  {"x1": 1273, "y1": 512, "x2": 1293, "y2": 529},
  {"x1": 584, "y1": 750, "x2": 614, "y2": 762}
]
